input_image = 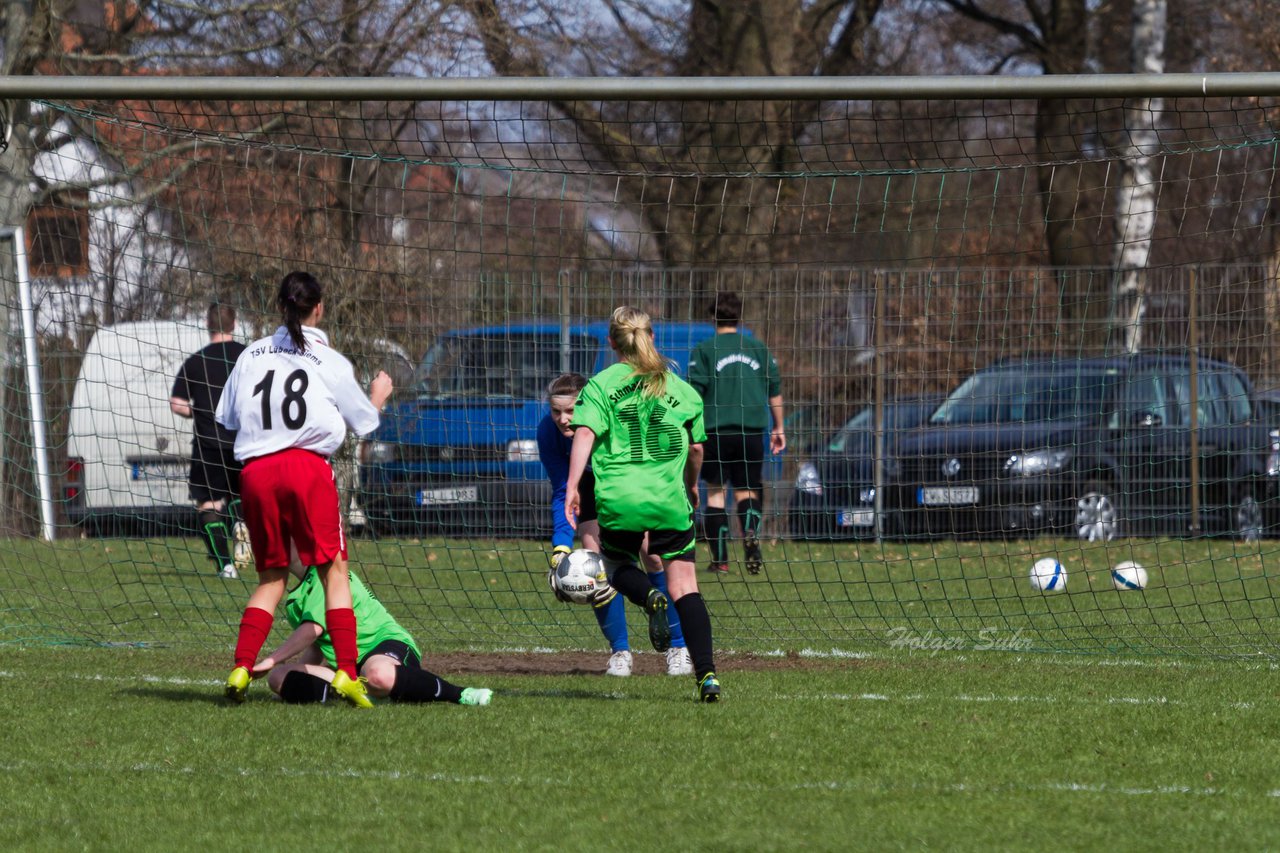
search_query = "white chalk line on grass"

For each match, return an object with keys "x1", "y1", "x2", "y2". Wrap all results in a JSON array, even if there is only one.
[
  {"x1": 794, "y1": 647, "x2": 1280, "y2": 672},
  {"x1": 0, "y1": 757, "x2": 1268, "y2": 800},
  {"x1": 805, "y1": 692, "x2": 1193, "y2": 706},
  {"x1": 0, "y1": 669, "x2": 1256, "y2": 709}
]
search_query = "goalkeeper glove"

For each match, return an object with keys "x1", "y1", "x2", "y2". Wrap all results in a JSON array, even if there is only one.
[
  {"x1": 549, "y1": 545, "x2": 571, "y2": 570},
  {"x1": 590, "y1": 582, "x2": 617, "y2": 608},
  {"x1": 547, "y1": 545, "x2": 573, "y2": 603}
]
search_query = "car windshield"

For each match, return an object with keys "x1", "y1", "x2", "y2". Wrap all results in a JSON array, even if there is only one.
[
  {"x1": 828, "y1": 401, "x2": 939, "y2": 452},
  {"x1": 416, "y1": 332, "x2": 598, "y2": 400},
  {"x1": 930, "y1": 370, "x2": 1113, "y2": 425}
]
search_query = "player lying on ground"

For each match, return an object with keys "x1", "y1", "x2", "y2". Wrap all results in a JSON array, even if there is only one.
[{"x1": 252, "y1": 559, "x2": 492, "y2": 707}]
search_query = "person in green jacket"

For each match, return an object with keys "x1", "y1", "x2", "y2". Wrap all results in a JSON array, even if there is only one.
[{"x1": 687, "y1": 291, "x2": 786, "y2": 576}]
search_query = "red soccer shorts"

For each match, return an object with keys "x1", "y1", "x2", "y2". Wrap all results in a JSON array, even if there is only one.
[{"x1": 240, "y1": 448, "x2": 346, "y2": 572}]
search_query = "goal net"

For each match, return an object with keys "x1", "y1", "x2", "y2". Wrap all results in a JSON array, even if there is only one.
[{"x1": 4, "y1": 81, "x2": 1280, "y2": 658}]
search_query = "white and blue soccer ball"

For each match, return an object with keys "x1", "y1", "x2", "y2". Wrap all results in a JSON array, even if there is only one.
[
  {"x1": 1030, "y1": 556, "x2": 1066, "y2": 592},
  {"x1": 554, "y1": 549, "x2": 609, "y2": 605},
  {"x1": 1111, "y1": 560, "x2": 1149, "y2": 591}
]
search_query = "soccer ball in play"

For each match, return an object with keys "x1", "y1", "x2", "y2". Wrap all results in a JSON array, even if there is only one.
[
  {"x1": 554, "y1": 549, "x2": 610, "y2": 605},
  {"x1": 1029, "y1": 556, "x2": 1066, "y2": 592},
  {"x1": 1111, "y1": 560, "x2": 1149, "y2": 591}
]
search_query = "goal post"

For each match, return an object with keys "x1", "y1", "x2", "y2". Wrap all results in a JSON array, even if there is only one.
[{"x1": 3, "y1": 74, "x2": 1280, "y2": 659}]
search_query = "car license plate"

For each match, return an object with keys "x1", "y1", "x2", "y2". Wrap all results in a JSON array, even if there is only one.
[
  {"x1": 129, "y1": 461, "x2": 187, "y2": 481},
  {"x1": 416, "y1": 486, "x2": 478, "y2": 506},
  {"x1": 838, "y1": 509, "x2": 875, "y2": 527},
  {"x1": 918, "y1": 486, "x2": 978, "y2": 506}
]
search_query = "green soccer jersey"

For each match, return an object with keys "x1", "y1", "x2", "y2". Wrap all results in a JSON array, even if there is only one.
[
  {"x1": 284, "y1": 567, "x2": 419, "y2": 667},
  {"x1": 572, "y1": 362, "x2": 707, "y2": 531},
  {"x1": 687, "y1": 331, "x2": 782, "y2": 431}
]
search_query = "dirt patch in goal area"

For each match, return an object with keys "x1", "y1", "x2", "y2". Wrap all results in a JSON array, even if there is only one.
[{"x1": 422, "y1": 649, "x2": 855, "y2": 677}]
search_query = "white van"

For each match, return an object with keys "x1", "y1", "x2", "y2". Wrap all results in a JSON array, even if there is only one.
[
  {"x1": 64, "y1": 321, "x2": 415, "y2": 536},
  {"x1": 66, "y1": 320, "x2": 215, "y2": 534}
]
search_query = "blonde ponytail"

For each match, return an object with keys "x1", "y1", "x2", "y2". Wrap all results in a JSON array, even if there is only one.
[{"x1": 609, "y1": 305, "x2": 667, "y2": 398}]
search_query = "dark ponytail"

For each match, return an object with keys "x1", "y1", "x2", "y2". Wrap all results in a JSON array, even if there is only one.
[{"x1": 277, "y1": 270, "x2": 323, "y2": 352}]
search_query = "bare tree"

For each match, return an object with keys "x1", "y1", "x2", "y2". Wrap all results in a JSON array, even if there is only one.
[
  {"x1": 459, "y1": 0, "x2": 888, "y2": 288},
  {"x1": 1109, "y1": 0, "x2": 1168, "y2": 353},
  {"x1": 928, "y1": 0, "x2": 1119, "y2": 340}
]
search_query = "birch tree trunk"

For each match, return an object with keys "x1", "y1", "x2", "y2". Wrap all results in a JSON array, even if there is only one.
[{"x1": 1109, "y1": 0, "x2": 1167, "y2": 353}]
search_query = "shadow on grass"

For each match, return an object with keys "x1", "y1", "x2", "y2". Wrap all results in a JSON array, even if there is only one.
[{"x1": 119, "y1": 686, "x2": 227, "y2": 705}]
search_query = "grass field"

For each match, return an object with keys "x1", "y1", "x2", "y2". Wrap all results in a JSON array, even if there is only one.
[{"x1": 5, "y1": 536, "x2": 1280, "y2": 849}]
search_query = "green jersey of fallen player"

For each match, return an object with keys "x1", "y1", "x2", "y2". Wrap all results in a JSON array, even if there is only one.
[
  {"x1": 572, "y1": 361, "x2": 707, "y2": 531},
  {"x1": 284, "y1": 566, "x2": 419, "y2": 666}
]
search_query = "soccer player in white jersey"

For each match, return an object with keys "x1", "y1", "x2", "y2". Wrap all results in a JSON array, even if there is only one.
[{"x1": 217, "y1": 270, "x2": 393, "y2": 708}]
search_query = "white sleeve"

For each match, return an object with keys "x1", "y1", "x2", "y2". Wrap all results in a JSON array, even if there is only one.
[
  {"x1": 215, "y1": 365, "x2": 240, "y2": 431},
  {"x1": 331, "y1": 360, "x2": 380, "y2": 437}
]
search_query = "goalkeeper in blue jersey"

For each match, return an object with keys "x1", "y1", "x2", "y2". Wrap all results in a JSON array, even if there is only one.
[
  {"x1": 255, "y1": 558, "x2": 492, "y2": 707},
  {"x1": 538, "y1": 372, "x2": 692, "y2": 678}
]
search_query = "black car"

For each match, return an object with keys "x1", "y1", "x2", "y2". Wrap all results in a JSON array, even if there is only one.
[
  {"x1": 888, "y1": 353, "x2": 1272, "y2": 541},
  {"x1": 789, "y1": 398, "x2": 943, "y2": 539}
]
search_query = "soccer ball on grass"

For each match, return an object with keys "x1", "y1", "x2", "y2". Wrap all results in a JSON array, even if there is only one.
[
  {"x1": 1029, "y1": 556, "x2": 1066, "y2": 592},
  {"x1": 553, "y1": 549, "x2": 610, "y2": 605},
  {"x1": 1111, "y1": 560, "x2": 1149, "y2": 590}
]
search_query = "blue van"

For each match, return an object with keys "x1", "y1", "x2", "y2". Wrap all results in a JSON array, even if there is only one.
[{"x1": 358, "y1": 320, "x2": 721, "y2": 537}]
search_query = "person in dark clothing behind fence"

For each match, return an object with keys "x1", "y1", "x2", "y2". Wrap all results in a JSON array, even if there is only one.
[
  {"x1": 170, "y1": 302, "x2": 248, "y2": 579},
  {"x1": 687, "y1": 291, "x2": 786, "y2": 576}
]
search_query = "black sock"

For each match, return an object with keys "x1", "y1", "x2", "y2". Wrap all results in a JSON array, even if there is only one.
[
  {"x1": 673, "y1": 593, "x2": 715, "y2": 679},
  {"x1": 388, "y1": 665, "x2": 464, "y2": 704},
  {"x1": 280, "y1": 671, "x2": 331, "y2": 704},
  {"x1": 199, "y1": 509, "x2": 232, "y2": 568},
  {"x1": 737, "y1": 498, "x2": 763, "y2": 541},
  {"x1": 704, "y1": 506, "x2": 730, "y2": 563},
  {"x1": 609, "y1": 563, "x2": 654, "y2": 609}
]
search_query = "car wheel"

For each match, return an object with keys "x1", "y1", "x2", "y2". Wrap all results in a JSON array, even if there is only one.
[
  {"x1": 1074, "y1": 481, "x2": 1119, "y2": 542},
  {"x1": 1233, "y1": 490, "x2": 1264, "y2": 543}
]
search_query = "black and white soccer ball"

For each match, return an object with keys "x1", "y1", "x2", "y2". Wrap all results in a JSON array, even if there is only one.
[{"x1": 554, "y1": 548, "x2": 609, "y2": 605}]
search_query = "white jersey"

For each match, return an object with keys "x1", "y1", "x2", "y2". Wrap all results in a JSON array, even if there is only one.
[{"x1": 216, "y1": 325, "x2": 380, "y2": 461}]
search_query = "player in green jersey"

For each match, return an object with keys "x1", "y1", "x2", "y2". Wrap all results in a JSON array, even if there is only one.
[
  {"x1": 687, "y1": 291, "x2": 786, "y2": 576},
  {"x1": 565, "y1": 306, "x2": 721, "y2": 702},
  {"x1": 254, "y1": 558, "x2": 492, "y2": 707}
]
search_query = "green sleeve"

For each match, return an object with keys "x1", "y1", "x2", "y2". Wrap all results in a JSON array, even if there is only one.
[
  {"x1": 687, "y1": 340, "x2": 711, "y2": 396},
  {"x1": 571, "y1": 375, "x2": 610, "y2": 438},
  {"x1": 688, "y1": 389, "x2": 707, "y2": 444},
  {"x1": 766, "y1": 344, "x2": 782, "y2": 398}
]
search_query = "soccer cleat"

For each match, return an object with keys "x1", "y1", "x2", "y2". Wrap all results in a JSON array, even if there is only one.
[
  {"x1": 665, "y1": 646, "x2": 693, "y2": 676},
  {"x1": 218, "y1": 563, "x2": 239, "y2": 580},
  {"x1": 645, "y1": 588, "x2": 672, "y2": 652},
  {"x1": 459, "y1": 687, "x2": 493, "y2": 707},
  {"x1": 232, "y1": 521, "x2": 253, "y2": 575},
  {"x1": 743, "y1": 535, "x2": 764, "y2": 575},
  {"x1": 698, "y1": 671, "x2": 722, "y2": 703},
  {"x1": 606, "y1": 650, "x2": 633, "y2": 677},
  {"x1": 225, "y1": 666, "x2": 251, "y2": 703},
  {"x1": 330, "y1": 669, "x2": 375, "y2": 709},
  {"x1": 707, "y1": 562, "x2": 729, "y2": 575}
]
